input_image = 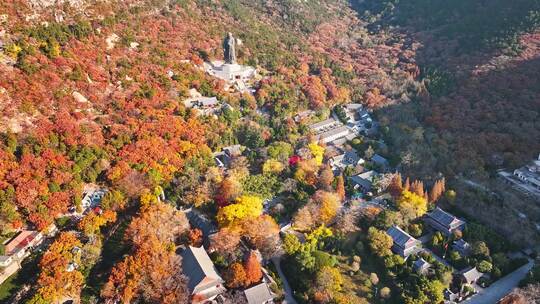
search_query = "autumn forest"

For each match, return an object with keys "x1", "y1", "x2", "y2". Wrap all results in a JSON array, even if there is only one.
[{"x1": 0, "y1": 0, "x2": 539, "y2": 303}]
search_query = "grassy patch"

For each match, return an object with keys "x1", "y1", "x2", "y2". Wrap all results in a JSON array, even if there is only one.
[
  {"x1": 341, "y1": 233, "x2": 402, "y2": 303},
  {"x1": 0, "y1": 252, "x2": 42, "y2": 302},
  {"x1": 0, "y1": 273, "x2": 18, "y2": 302},
  {"x1": 81, "y1": 219, "x2": 131, "y2": 303}
]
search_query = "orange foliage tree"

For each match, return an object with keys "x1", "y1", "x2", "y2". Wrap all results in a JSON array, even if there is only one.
[
  {"x1": 78, "y1": 209, "x2": 117, "y2": 236},
  {"x1": 215, "y1": 177, "x2": 242, "y2": 207},
  {"x1": 225, "y1": 262, "x2": 248, "y2": 288},
  {"x1": 102, "y1": 201, "x2": 190, "y2": 302},
  {"x1": 429, "y1": 178, "x2": 446, "y2": 203},
  {"x1": 335, "y1": 174, "x2": 346, "y2": 201},
  {"x1": 318, "y1": 164, "x2": 334, "y2": 191},
  {"x1": 209, "y1": 227, "x2": 241, "y2": 256},
  {"x1": 293, "y1": 191, "x2": 341, "y2": 231},
  {"x1": 242, "y1": 215, "x2": 281, "y2": 258},
  {"x1": 388, "y1": 173, "x2": 403, "y2": 198},
  {"x1": 188, "y1": 228, "x2": 203, "y2": 247},
  {"x1": 244, "y1": 251, "x2": 263, "y2": 286},
  {"x1": 35, "y1": 232, "x2": 84, "y2": 303}
]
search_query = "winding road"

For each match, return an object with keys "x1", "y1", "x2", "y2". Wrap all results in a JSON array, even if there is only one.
[{"x1": 272, "y1": 257, "x2": 298, "y2": 304}]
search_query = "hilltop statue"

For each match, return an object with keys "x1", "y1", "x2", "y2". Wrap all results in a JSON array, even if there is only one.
[
  {"x1": 204, "y1": 32, "x2": 255, "y2": 88},
  {"x1": 223, "y1": 32, "x2": 237, "y2": 64}
]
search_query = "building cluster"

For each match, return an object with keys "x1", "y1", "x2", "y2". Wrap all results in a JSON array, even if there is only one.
[
  {"x1": 386, "y1": 207, "x2": 466, "y2": 259},
  {"x1": 0, "y1": 229, "x2": 47, "y2": 284},
  {"x1": 180, "y1": 245, "x2": 276, "y2": 304},
  {"x1": 309, "y1": 117, "x2": 355, "y2": 145},
  {"x1": 214, "y1": 144, "x2": 243, "y2": 169},
  {"x1": 79, "y1": 183, "x2": 107, "y2": 214},
  {"x1": 306, "y1": 103, "x2": 389, "y2": 199},
  {"x1": 308, "y1": 103, "x2": 376, "y2": 146},
  {"x1": 385, "y1": 207, "x2": 493, "y2": 302},
  {"x1": 498, "y1": 153, "x2": 540, "y2": 199},
  {"x1": 181, "y1": 206, "x2": 276, "y2": 304},
  {"x1": 183, "y1": 89, "x2": 234, "y2": 117},
  {"x1": 1, "y1": 183, "x2": 105, "y2": 287},
  {"x1": 1, "y1": 186, "x2": 103, "y2": 285}
]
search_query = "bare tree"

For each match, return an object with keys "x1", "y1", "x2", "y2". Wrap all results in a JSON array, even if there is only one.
[
  {"x1": 221, "y1": 290, "x2": 248, "y2": 304},
  {"x1": 334, "y1": 207, "x2": 361, "y2": 233},
  {"x1": 501, "y1": 284, "x2": 540, "y2": 304}
]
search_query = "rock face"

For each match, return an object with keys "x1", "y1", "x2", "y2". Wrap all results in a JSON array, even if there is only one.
[
  {"x1": 28, "y1": 0, "x2": 90, "y2": 9},
  {"x1": 106, "y1": 33, "x2": 120, "y2": 50},
  {"x1": 72, "y1": 91, "x2": 89, "y2": 103}
]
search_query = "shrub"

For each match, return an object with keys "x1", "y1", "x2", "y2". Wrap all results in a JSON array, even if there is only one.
[
  {"x1": 313, "y1": 250, "x2": 336, "y2": 271},
  {"x1": 380, "y1": 286, "x2": 391, "y2": 299},
  {"x1": 477, "y1": 260, "x2": 493, "y2": 273}
]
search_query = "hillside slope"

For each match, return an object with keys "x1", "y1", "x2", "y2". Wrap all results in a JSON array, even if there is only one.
[
  {"x1": 354, "y1": 0, "x2": 540, "y2": 177},
  {"x1": 0, "y1": 0, "x2": 419, "y2": 242}
]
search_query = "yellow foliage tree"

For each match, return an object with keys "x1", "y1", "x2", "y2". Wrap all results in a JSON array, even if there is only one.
[
  {"x1": 139, "y1": 189, "x2": 159, "y2": 210},
  {"x1": 262, "y1": 159, "x2": 284, "y2": 175},
  {"x1": 5, "y1": 43, "x2": 22, "y2": 59},
  {"x1": 217, "y1": 195, "x2": 263, "y2": 227},
  {"x1": 397, "y1": 190, "x2": 428, "y2": 217},
  {"x1": 314, "y1": 266, "x2": 343, "y2": 300},
  {"x1": 316, "y1": 191, "x2": 340, "y2": 224},
  {"x1": 294, "y1": 158, "x2": 319, "y2": 186},
  {"x1": 308, "y1": 142, "x2": 325, "y2": 166}
]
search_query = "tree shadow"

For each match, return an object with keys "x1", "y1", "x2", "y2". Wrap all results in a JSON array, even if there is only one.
[
  {"x1": 371, "y1": 55, "x2": 540, "y2": 247},
  {"x1": 350, "y1": 0, "x2": 540, "y2": 75},
  {"x1": 377, "y1": 54, "x2": 540, "y2": 180}
]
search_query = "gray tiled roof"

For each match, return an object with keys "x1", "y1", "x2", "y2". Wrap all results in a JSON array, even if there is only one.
[
  {"x1": 453, "y1": 239, "x2": 470, "y2": 249},
  {"x1": 0, "y1": 256, "x2": 12, "y2": 264},
  {"x1": 350, "y1": 176, "x2": 371, "y2": 190},
  {"x1": 350, "y1": 170, "x2": 377, "y2": 190},
  {"x1": 413, "y1": 258, "x2": 430, "y2": 271},
  {"x1": 344, "y1": 150, "x2": 361, "y2": 165},
  {"x1": 319, "y1": 125, "x2": 349, "y2": 140},
  {"x1": 244, "y1": 282, "x2": 274, "y2": 304},
  {"x1": 345, "y1": 103, "x2": 363, "y2": 111},
  {"x1": 309, "y1": 118, "x2": 339, "y2": 130},
  {"x1": 460, "y1": 266, "x2": 483, "y2": 283},
  {"x1": 329, "y1": 137, "x2": 348, "y2": 147},
  {"x1": 427, "y1": 207, "x2": 461, "y2": 227},
  {"x1": 185, "y1": 209, "x2": 217, "y2": 236},
  {"x1": 223, "y1": 144, "x2": 242, "y2": 157},
  {"x1": 181, "y1": 246, "x2": 224, "y2": 293},
  {"x1": 387, "y1": 226, "x2": 417, "y2": 248},
  {"x1": 196, "y1": 97, "x2": 219, "y2": 107},
  {"x1": 371, "y1": 154, "x2": 388, "y2": 165}
]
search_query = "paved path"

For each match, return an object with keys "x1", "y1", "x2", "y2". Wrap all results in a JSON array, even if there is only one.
[
  {"x1": 463, "y1": 259, "x2": 534, "y2": 304},
  {"x1": 272, "y1": 257, "x2": 298, "y2": 304},
  {"x1": 421, "y1": 248, "x2": 454, "y2": 270}
]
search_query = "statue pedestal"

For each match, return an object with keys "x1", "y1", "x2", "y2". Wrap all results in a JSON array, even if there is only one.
[
  {"x1": 203, "y1": 61, "x2": 257, "y2": 92},
  {"x1": 221, "y1": 63, "x2": 242, "y2": 75}
]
